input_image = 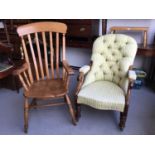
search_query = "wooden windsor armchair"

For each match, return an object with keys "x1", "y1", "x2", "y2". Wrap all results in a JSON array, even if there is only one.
[{"x1": 13, "y1": 22, "x2": 76, "y2": 133}]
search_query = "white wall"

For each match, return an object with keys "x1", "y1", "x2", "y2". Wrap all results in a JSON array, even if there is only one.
[{"x1": 65, "y1": 19, "x2": 155, "y2": 71}]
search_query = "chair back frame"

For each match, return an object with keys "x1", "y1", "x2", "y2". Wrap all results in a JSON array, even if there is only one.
[{"x1": 17, "y1": 22, "x2": 67, "y2": 90}]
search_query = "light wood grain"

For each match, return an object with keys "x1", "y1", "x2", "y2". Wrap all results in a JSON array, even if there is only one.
[
  {"x1": 56, "y1": 32, "x2": 60, "y2": 78},
  {"x1": 17, "y1": 22, "x2": 67, "y2": 36},
  {"x1": 28, "y1": 34, "x2": 39, "y2": 81},
  {"x1": 49, "y1": 31, "x2": 54, "y2": 79},
  {"x1": 35, "y1": 32, "x2": 44, "y2": 79},
  {"x1": 42, "y1": 32, "x2": 50, "y2": 79},
  {"x1": 16, "y1": 22, "x2": 76, "y2": 133},
  {"x1": 21, "y1": 37, "x2": 33, "y2": 83}
]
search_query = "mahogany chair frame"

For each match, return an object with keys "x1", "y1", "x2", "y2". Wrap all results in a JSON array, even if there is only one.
[{"x1": 13, "y1": 22, "x2": 76, "y2": 133}]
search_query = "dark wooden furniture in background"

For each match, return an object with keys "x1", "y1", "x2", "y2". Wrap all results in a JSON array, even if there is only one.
[
  {"x1": 2, "y1": 19, "x2": 108, "y2": 48},
  {"x1": 138, "y1": 44, "x2": 155, "y2": 83},
  {"x1": 0, "y1": 20, "x2": 24, "y2": 91},
  {"x1": 33, "y1": 19, "x2": 103, "y2": 48},
  {"x1": 0, "y1": 43, "x2": 22, "y2": 91},
  {"x1": 0, "y1": 20, "x2": 10, "y2": 44},
  {"x1": 1, "y1": 19, "x2": 104, "y2": 49},
  {"x1": 13, "y1": 22, "x2": 76, "y2": 133},
  {"x1": 52, "y1": 19, "x2": 99, "y2": 48},
  {"x1": 0, "y1": 20, "x2": 14, "y2": 89},
  {"x1": 0, "y1": 43, "x2": 13, "y2": 79},
  {"x1": 0, "y1": 19, "x2": 29, "y2": 53}
]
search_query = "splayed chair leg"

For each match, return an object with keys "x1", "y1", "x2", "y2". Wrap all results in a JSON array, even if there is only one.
[{"x1": 65, "y1": 94, "x2": 77, "y2": 125}]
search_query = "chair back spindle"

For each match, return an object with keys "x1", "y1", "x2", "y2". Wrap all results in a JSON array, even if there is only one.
[
  {"x1": 35, "y1": 32, "x2": 44, "y2": 79},
  {"x1": 49, "y1": 31, "x2": 54, "y2": 79},
  {"x1": 17, "y1": 22, "x2": 67, "y2": 85},
  {"x1": 56, "y1": 32, "x2": 60, "y2": 78}
]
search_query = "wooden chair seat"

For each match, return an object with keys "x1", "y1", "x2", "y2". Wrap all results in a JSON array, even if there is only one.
[{"x1": 24, "y1": 79, "x2": 67, "y2": 98}]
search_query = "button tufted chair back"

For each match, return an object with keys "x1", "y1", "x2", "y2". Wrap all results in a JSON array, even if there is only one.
[{"x1": 82, "y1": 34, "x2": 137, "y2": 92}]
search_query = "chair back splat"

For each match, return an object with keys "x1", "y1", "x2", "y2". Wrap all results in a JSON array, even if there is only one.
[{"x1": 17, "y1": 22, "x2": 67, "y2": 85}]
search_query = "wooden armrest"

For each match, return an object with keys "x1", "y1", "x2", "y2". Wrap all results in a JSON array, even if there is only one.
[
  {"x1": 62, "y1": 60, "x2": 74, "y2": 75},
  {"x1": 75, "y1": 72, "x2": 85, "y2": 96},
  {"x1": 12, "y1": 62, "x2": 29, "y2": 75},
  {"x1": 75, "y1": 64, "x2": 92, "y2": 96}
]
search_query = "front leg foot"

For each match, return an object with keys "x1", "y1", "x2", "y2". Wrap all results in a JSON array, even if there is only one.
[{"x1": 75, "y1": 103, "x2": 81, "y2": 122}]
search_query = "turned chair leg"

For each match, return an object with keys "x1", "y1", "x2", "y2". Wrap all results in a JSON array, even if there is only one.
[
  {"x1": 75, "y1": 103, "x2": 81, "y2": 122},
  {"x1": 119, "y1": 105, "x2": 129, "y2": 131},
  {"x1": 24, "y1": 97, "x2": 29, "y2": 133},
  {"x1": 65, "y1": 94, "x2": 77, "y2": 125}
]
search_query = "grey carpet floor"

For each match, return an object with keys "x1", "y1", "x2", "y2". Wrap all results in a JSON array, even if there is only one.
[{"x1": 0, "y1": 70, "x2": 155, "y2": 135}]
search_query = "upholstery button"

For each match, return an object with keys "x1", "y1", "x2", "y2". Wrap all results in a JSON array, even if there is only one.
[
  {"x1": 99, "y1": 65, "x2": 102, "y2": 68},
  {"x1": 108, "y1": 45, "x2": 112, "y2": 49},
  {"x1": 118, "y1": 47, "x2": 122, "y2": 51},
  {"x1": 112, "y1": 53, "x2": 115, "y2": 56},
  {"x1": 109, "y1": 66, "x2": 112, "y2": 69},
  {"x1": 116, "y1": 60, "x2": 119, "y2": 63},
  {"x1": 106, "y1": 58, "x2": 108, "y2": 61},
  {"x1": 103, "y1": 39, "x2": 106, "y2": 43},
  {"x1": 114, "y1": 40, "x2": 117, "y2": 43},
  {"x1": 126, "y1": 42, "x2": 129, "y2": 45},
  {"x1": 100, "y1": 53, "x2": 103, "y2": 56}
]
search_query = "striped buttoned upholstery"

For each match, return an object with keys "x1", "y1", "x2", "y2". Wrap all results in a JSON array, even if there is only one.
[
  {"x1": 77, "y1": 34, "x2": 137, "y2": 111},
  {"x1": 78, "y1": 81, "x2": 125, "y2": 111}
]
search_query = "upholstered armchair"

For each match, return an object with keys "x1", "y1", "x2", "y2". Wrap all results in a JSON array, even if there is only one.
[{"x1": 75, "y1": 34, "x2": 137, "y2": 130}]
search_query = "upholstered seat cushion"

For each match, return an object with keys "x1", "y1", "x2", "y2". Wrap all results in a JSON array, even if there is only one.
[{"x1": 77, "y1": 81, "x2": 125, "y2": 112}]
